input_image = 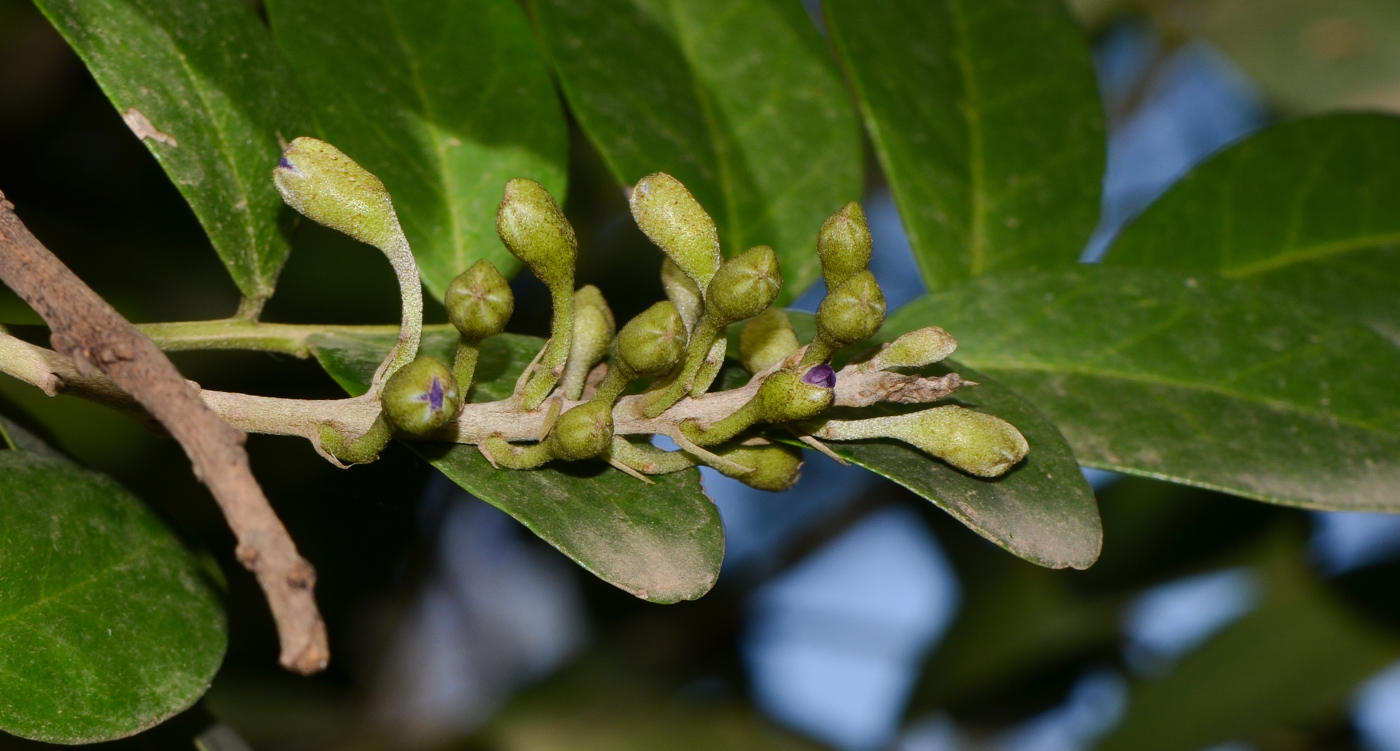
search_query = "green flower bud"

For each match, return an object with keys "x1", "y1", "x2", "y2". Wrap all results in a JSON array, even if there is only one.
[
  {"x1": 545, "y1": 400, "x2": 614, "y2": 461},
  {"x1": 445, "y1": 259, "x2": 514, "y2": 341},
  {"x1": 707, "y1": 245, "x2": 782, "y2": 325},
  {"x1": 496, "y1": 178, "x2": 577, "y2": 291},
  {"x1": 661, "y1": 257, "x2": 703, "y2": 332},
  {"x1": 561, "y1": 285, "x2": 616, "y2": 400},
  {"x1": 816, "y1": 405, "x2": 1029, "y2": 478},
  {"x1": 711, "y1": 442, "x2": 803, "y2": 491},
  {"x1": 817, "y1": 201, "x2": 872, "y2": 289},
  {"x1": 740, "y1": 307, "x2": 799, "y2": 373},
  {"x1": 497, "y1": 178, "x2": 578, "y2": 409},
  {"x1": 380, "y1": 356, "x2": 462, "y2": 434},
  {"x1": 630, "y1": 173, "x2": 722, "y2": 290},
  {"x1": 804, "y1": 270, "x2": 886, "y2": 365},
  {"x1": 860, "y1": 326, "x2": 957, "y2": 372},
  {"x1": 274, "y1": 137, "x2": 404, "y2": 252},
  {"x1": 682, "y1": 364, "x2": 836, "y2": 446},
  {"x1": 616, "y1": 301, "x2": 687, "y2": 377}
]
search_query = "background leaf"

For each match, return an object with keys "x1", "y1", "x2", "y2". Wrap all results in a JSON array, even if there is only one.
[
  {"x1": 33, "y1": 0, "x2": 314, "y2": 310},
  {"x1": 309, "y1": 330, "x2": 725, "y2": 603},
  {"x1": 1109, "y1": 112, "x2": 1400, "y2": 346},
  {"x1": 266, "y1": 0, "x2": 568, "y2": 298},
  {"x1": 823, "y1": 0, "x2": 1105, "y2": 289},
  {"x1": 886, "y1": 266, "x2": 1400, "y2": 511},
  {"x1": 0, "y1": 420, "x2": 226, "y2": 744},
  {"x1": 528, "y1": 0, "x2": 863, "y2": 301}
]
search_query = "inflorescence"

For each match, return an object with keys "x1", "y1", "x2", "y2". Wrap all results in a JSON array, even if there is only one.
[{"x1": 274, "y1": 137, "x2": 1029, "y2": 491}]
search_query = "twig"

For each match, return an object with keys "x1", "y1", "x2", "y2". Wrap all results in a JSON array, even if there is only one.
[{"x1": 0, "y1": 193, "x2": 328, "y2": 675}]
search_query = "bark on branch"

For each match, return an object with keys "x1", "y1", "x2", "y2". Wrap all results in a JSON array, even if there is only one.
[{"x1": 0, "y1": 191, "x2": 328, "y2": 675}]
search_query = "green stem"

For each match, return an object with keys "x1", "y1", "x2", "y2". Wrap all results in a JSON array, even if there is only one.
[
  {"x1": 644, "y1": 315, "x2": 721, "y2": 418},
  {"x1": 520, "y1": 286, "x2": 574, "y2": 410},
  {"x1": 135, "y1": 320, "x2": 457, "y2": 357},
  {"x1": 453, "y1": 338, "x2": 481, "y2": 394}
]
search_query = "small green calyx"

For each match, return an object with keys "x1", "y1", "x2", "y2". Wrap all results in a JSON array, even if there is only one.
[
  {"x1": 561, "y1": 286, "x2": 616, "y2": 400},
  {"x1": 381, "y1": 356, "x2": 462, "y2": 435},
  {"x1": 274, "y1": 137, "x2": 403, "y2": 252},
  {"x1": 712, "y1": 442, "x2": 804, "y2": 491},
  {"x1": 446, "y1": 260, "x2": 514, "y2": 341},
  {"x1": 616, "y1": 301, "x2": 687, "y2": 377},
  {"x1": 805, "y1": 270, "x2": 886, "y2": 365},
  {"x1": 706, "y1": 245, "x2": 782, "y2": 325},
  {"x1": 740, "y1": 308, "x2": 800, "y2": 373},
  {"x1": 547, "y1": 401, "x2": 615, "y2": 461},
  {"x1": 630, "y1": 173, "x2": 722, "y2": 290},
  {"x1": 817, "y1": 201, "x2": 873, "y2": 289},
  {"x1": 861, "y1": 326, "x2": 957, "y2": 372}
]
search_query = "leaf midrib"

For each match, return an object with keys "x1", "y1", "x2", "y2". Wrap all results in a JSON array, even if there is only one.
[
  {"x1": 0, "y1": 563, "x2": 128, "y2": 629},
  {"x1": 964, "y1": 357, "x2": 1397, "y2": 437},
  {"x1": 1222, "y1": 232, "x2": 1400, "y2": 278},
  {"x1": 949, "y1": 0, "x2": 988, "y2": 276}
]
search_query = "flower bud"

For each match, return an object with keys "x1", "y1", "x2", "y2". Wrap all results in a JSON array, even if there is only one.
[
  {"x1": 561, "y1": 285, "x2": 616, "y2": 399},
  {"x1": 861, "y1": 326, "x2": 957, "y2": 372},
  {"x1": 817, "y1": 270, "x2": 886, "y2": 346},
  {"x1": 754, "y1": 365, "x2": 836, "y2": 423},
  {"x1": 707, "y1": 245, "x2": 782, "y2": 324},
  {"x1": 274, "y1": 137, "x2": 404, "y2": 252},
  {"x1": 661, "y1": 257, "x2": 703, "y2": 332},
  {"x1": 616, "y1": 301, "x2": 687, "y2": 377},
  {"x1": 445, "y1": 259, "x2": 514, "y2": 341},
  {"x1": 816, "y1": 405, "x2": 1028, "y2": 478},
  {"x1": 630, "y1": 173, "x2": 721, "y2": 290},
  {"x1": 380, "y1": 356, "x2": 462, "y2": 434},
  {"x1": 817, "y1": 201, "x2": 872, "y2": 289},
  {"x1": 740, "y1": 307, "x2": 799, "y2": 373},
  {"x1": 496, "y1": 178, "x2": 577, "y2": 294},
  {"x1": 712, "y1": 442, "x2": 803, "y2": 491},
  {"x1": 546, "y1": 400, "x2": 614, "y2": 461}
]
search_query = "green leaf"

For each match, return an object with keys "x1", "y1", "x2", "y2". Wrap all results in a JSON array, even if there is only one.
[
  {"x1": 528, "y1": 0, "x2": 863, "y2": 301},
  {"x1": 1109, "y1": 113, "x2": 1400, "y2": 346},
  {"x1": 886, "y1": 266, "x2": 1400, "y2": 510},
  {"x1": 34, "y1": 0, "x2": 314, "y2": 309},
  {"x1": 0, "y1": 420, "x2": 226, "y2": 744},
  {"x1": 823, "y1": 0, "x2": 1105, "y2": 289},
  {"x1": 265, "y1": 0, "x2": 568, "y2": 298},
  {"x1": 309, "y1": 330, "x2": 724, "y2": 603},
  {"x1": 1098, "y1": 531, "x2": 1400, "y2": 751}
]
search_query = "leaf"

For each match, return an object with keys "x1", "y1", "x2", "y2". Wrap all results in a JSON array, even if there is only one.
[
  {"x1": 823, "y1": 0, "x2": 1105, "y2": 289},
  {"x1": 0, "y1": 420, "x2": 226, "y2": 744},
  {"x1": 309, "y1": 330, "x2": 724, "y2": 603},
  {"x1": 885, "y1": 266, "x2": 1400, "y2": 511},
  {"x1": 34, "y1": 0, "x2": 314, "y2": 309},
  {"x1": 527, "y1": 0, "x2": 863, "y2": 301},
  {"x1": 265, "y1": 0, "x2": 569, "y2": 298},
  {"x1": 1097, "y1": 531, "x2": 1400, "y2": 751},
  {"x1": 1109, "y1": 113, "x2": 1400, "y2": 346}
]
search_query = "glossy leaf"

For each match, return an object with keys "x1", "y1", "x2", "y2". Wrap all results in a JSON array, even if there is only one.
[
  {"x1": 528, "y1": 0, "x2": 863, "y2": 301},
  {"x1": 886, "y1": 266, "x2": 1400, "y2": 510},
  {"x1": 266, "y1": 0, "x2": 568, "y2": 298},
  {"x1": 309, "y1": 329, "x2": 724, "y2": 602},
  {"x1": 0, "y1": 420, "x2": 226, "y2": 744},
  {"x1": 824, "y1": 0, "x2": 1105, "y2": 289},
  {"x1": 1098, "y1": 531, "x2": 1400, "y2": 751},
  {"x1": 1110, "y1": 113, "x2": 1400, "y2": 346},
  {"x1": 34, "y1": 0, "x2": 313, "y2": 309}
]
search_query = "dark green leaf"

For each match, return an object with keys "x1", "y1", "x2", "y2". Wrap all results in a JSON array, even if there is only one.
[
  {"x1": 1098, "y1": 531, "x2": 1400, "y2": 751},
  {"x1": 1109, "y1": 113, "x2": 1400, "y2": 346},
  {"x1": 823, "y1": 0, "x2": 1105, "y2": 289},
  {"x1": 0, "y1": 420, "x2": 226, "y2": 744},
  {"x1": 266, "y1": 0, "x2": 569, "y2": 298},
  {"x1": 528, "y1": 0, "x2": 863, "y2": 301},
  {"x1": 309, "y1": 330, "x2": 724, "y2": 602},
  {"x1": 34, "y1": 0, "x2": 314, "y2": 309},
  {"x1": 886, "y1": 266, "x2": 1400, "y2": 510}
]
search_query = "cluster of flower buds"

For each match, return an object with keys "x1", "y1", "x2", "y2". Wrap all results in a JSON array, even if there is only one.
[{"x1": 274, "y1": 137, "x2": 1030, "y2": 488}]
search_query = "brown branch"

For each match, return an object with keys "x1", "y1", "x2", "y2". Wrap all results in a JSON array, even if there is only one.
[{"x1": 0, "y1": 191, "x2": 328, "y2": 675}]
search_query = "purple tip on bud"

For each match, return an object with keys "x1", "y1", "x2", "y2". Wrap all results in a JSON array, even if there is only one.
[
  {"x1": 802, "y1": 363, "x2": 836, "y2": 389},
  {"x1": 413, "y1": 377, "x2": 446, "y2": 414},
  {"x1": 277, "y1": 155, "x2": 298, "y2": 173}
]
